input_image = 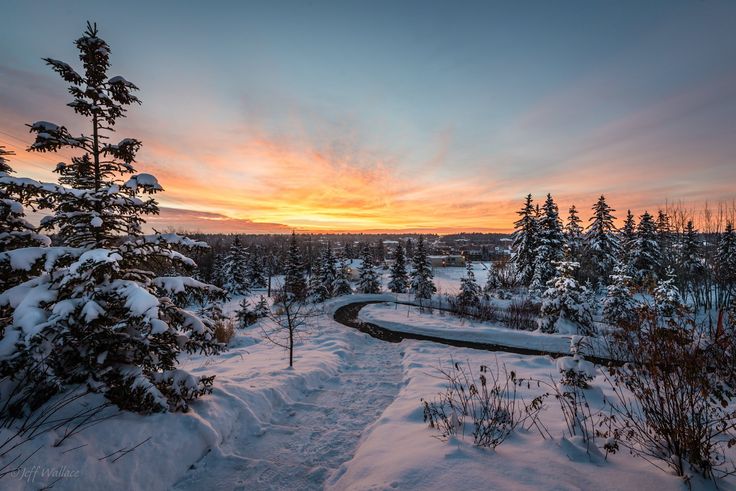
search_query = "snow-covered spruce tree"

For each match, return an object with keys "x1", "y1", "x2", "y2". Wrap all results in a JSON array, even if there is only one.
[
  {"x1": 618, "y1": 210, "x2": 637, "y2": 274},
  {"x1": 630, "y1": 211, "x2": 661, "y2": 287},
  {"x1": 315, "y1": 242, "x2": 337, "y2": 302},
  {"x1": 602, "y1": 264, "x2": 639, "y2": 328},
  {"x1": 246, "y1": 247, "x2": 267, "y2": 288},
  {"x1": 539, "y1": 254, "x2": 594, "y2": 335},
  {"x1": 333, "y1": 250, "x2": 353, "y2": 296},
  {"x1": 308, "y1": 258, "x2": 323, "y2": 301},
  {"x1": 283, "y1": 231, "x2": 307, "y2": 300},
  {"x1": 235, "y1": 298, "x2": 256, "y2": 328},
  {"x1": 511, "y1": 194, "x2": 538, "y2": 285},
  {"x1": 530, "y1": 194, "x2": 564, "y2": 293},
  {"x1": 656, "y1": 209, "x2": 674, "y2": 276},
  {"x1": 357, "y1": 245, "x2": 381, "y2": 294},
  {"x1": 678, "y1": 220, "x2": 705, "y2": 305},
  {"x1": 457, "y1": 261, "x2": 482, "y2": 313},
  {"x1": 584, "y1": 195, "x2": 619, "y2": 285},
  {"x1": 0, "y1": 23, "x2": 225, "y2": 415},
  {"x1": 0, "y1": 146, "x2": 51, "y2": 253},
  {"x1": 653, "y1": 269, "x2": 690, "y2": 325},
  {"x1": 221, "y1": 236, "x2": 250, "y2": 295},
  {"x1": 564, "y1": 204, "x2": 583, "y2": 264},
  {"x1": 387, "y1": 241, "x2": 409, "y2": 293},
  {"x1": 716, "y1": 222, "x2": 736, "y2": 308},
  {"x1": 253, "y1": 295, "x2": 269, "y2": 319},
  {"x1": 410, "y1": 235, "x2": 436, "y2": 300}
]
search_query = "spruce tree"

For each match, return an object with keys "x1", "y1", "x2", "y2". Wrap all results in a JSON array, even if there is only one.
[
  {"x1": 357, "y1": 245, "x2": 381, "y2": 294},
  {"x1": 530, "y1": 194, "x2": 564, "y2": 292},
  {"x1": 246, "y1": 247, "x2": 267, "y2": 288},
  {"x1": 539, "y1": 256, "x2": 593, "y2": 335},
  {"x1": 316, "y1": 242, "x2": 337, "y2": 301},
  {"x1": 678, "y1": 220, "x2": 704, "y2": 302},
  {"x1": 387, "y1": 241, "x2": 409, "y2": 293},
  {"x1": 602, "y1": 264, "x2": 639, "y2": 327},
  {"x1": 619, "y1": 210, "x2": 637, "y2": 273},
  {"x1": 630, "y1": 211, "x2": 661, "y2": 286},
  {"x1": 410, "y1": 235, "x2": 436, "y2": 300},
  {"x1": 221, "y1": 236, "x2": 250, "y2": 295},
  {"x1": 656, "y1": 210, "x2": 674, "y2": 275},
  {"x1": 564, "y1": 204, "x2": 583, "y2": 263},
  {"x1": 511, "y1": 194, "x2": 538, "y2": 285},
  {"x1": 333, "y1": 250, "x2": 353, "y2": 296},
  {"x1": 584, "y1": 195, "x2": 619, "y2": 284},
  {"x1": 283, "y1": 231, "x2": 307, "y2": 300},
  {"x1": 716, "y1": 222, "x2": 736, "y2": 306},
  {"x1": 457, "y1": 261, "x2": 482, "y2": 312},
  {"x1": 0, "y1": 23, "x2": 225, "y2": 414}
]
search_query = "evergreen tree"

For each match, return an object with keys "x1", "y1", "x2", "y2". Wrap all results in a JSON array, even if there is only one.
[
  {"x1": 656, "y1": 210, "x2": 674, "y2": 275},
  {"x1": 584, "y1": 195, "x2": 619, "y2": 284},
  {"x1": 530, "y1": 194, "x2": 564, "y2": 292},
  {"x1": 564, "y1": 204, "x2": 583, "y2": 263},
  {"x1": 283, "y1": 231, "x2": 307, "y2": 300},
  {"x1": 246, "y1": 247, "x2": 267, "y2": 288},
  {"x1": 318, "y1": 243, "x2": 337, "y2": 301},
  {"x1": 357, "y1": 245, "x2": 381, "y2": 294},
  {"x1": 235, "y1": 298, "x2": 256, "y2": 328},
  {"x1": 253, "y1": 295, "x2": 270, "y2": 318},
  {"x1": 539, "y1": 257, "x2": 593, "y2": 335},
  {"x1": 716, "y1": 222, "x2": 736, "y2": 305},
  {"x1": 630, "y1": 211, "x2": 661, "y2": 286},
  {"x1": 653, "y1": 269, "x2": 689, "y2": 324},
  {"x1": 221, "y1": 236, "x2": 250, "y2": 295},
  {"x1": 511, "y1": 194, "x2": 538, "y2": 285},
  {"x1": 0, "y1": 146, "x2": 51, "y2": 253},
  {"x1": 457, "y1": 261, "x2": 482, "y2": 312},
  {"x1": 0, "y1": 23, "x2": 224, "y2": 414},
  {"x1": 619, "y1": 210, "x2": 637, "y2": 272},
  {"x1": 410, "y1": 235, "x2": 436, "y2": 300},
  {"x1": 678, "y1": 220, "x2": 704, "y2": 301},
  {"x1": 602, "y1": 264, "x2": 639, "y2": 327},
  {"x1": 333, "y1": 250, "x2": 353, "y2": 296},
  {"x1": 387, "y1": 241, "x2": 409, "y2": 293}
]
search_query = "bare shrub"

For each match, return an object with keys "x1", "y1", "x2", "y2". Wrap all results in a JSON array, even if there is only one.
[
  {"x1": 600, "y1": 307, "x2": 736, "y2": 482},
  {"x1": 503, "y1": 297, "x2": 540, "y2": 330},
  {"x1": 421, "y1": 360, "x2": 523, "y2": 448}
]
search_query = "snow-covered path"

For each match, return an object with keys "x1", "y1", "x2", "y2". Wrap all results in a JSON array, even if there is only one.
[{"x1": 172, "y1": 333, "x2": 403, "y2": 491}]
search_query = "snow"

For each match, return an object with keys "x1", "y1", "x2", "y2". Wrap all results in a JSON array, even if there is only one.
[
  {"x1": 90, "y1": 216, "x2": 103, "y2": 228},
  {"x1": 124, "y1": 173, "x2": 162, "y2": 191},
  {"x1": 0, "y1": 293, "x2": 729, "y2": 490}
]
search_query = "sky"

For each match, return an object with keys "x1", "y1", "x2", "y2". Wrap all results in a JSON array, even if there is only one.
[{"x1": 1, "y1": 0, "x2": 735, "y2": 234}]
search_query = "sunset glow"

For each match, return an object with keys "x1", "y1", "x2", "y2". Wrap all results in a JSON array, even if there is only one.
[{"x1": 2, "y1": 1, "x2": 735, "y2": 233}]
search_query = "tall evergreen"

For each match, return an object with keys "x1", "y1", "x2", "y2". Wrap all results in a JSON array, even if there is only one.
[
  {"x1": 619, "y1": 210, "x2": 637, "y2": 272},
  {"x1": 221, "y1": 236, "x2": 250, "y2": 295},
  {"x1": 246, "y1": 246, "x2": 267, "y2": 288},
  {"x1": 584, "y1": 195, "x2": 619, "y2": 283},
  {"x1": 630, "y1": 211, "x2": 661, "y2": 285},
  {"x1": 387, "y1": 241, "x2": 409, "y2": 293},
  {"x1": 531, "y1": 194, "x2": 564, "y2": 291},
  {"x1": 678, "y1": 220, "x2": 704, "y2": 301},
  {"x1": 656, "y1": 209, "x2": 674, "y2": 275},
  {"x1": 410, "y1": 235, "x2": 436, "y2": 300},
  {"x1": 511, "y1": 194, "x2": 538, "y2": 285},
  {"x1": 0, "y1": 23, "x2": 224, "y2": 414},
  {"x1": 333, "y1": 250, "x2": 353, "y2": 296},
  {"x1": 716, "y1": 222, "x2": 736, "y2": 306},
  {"x1": 357, "y1": 245, "x2": 381, "y2": 294},
  {"x1": 315, "y1": 242, "x2": 337, "y2": 301},
  {"x1": 283, "y1": 231, "x2": 307, "y2": 300},
  {"x1": 564, "y1": 204, "x2": 583, "y2": 263},
  {"x1": 457, "y1": 261, "x2": 482, "y2": 311}
]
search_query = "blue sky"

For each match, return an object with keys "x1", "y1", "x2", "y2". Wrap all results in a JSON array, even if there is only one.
[{"x1": 2, "y1": 0, "x2": 735, "y2": 232}]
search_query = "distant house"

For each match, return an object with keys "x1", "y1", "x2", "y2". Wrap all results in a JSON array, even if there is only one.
[
  {"x1": 427, "y1": 255, "x2": 466, "y2": 267},
  {"x1": 345, "y1": 259, "x2": 363, "y2": 281}
]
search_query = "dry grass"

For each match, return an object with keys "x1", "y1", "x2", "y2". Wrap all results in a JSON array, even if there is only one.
[{"x1": 213, "y1": 318, "x2": 236, "y2": 344}]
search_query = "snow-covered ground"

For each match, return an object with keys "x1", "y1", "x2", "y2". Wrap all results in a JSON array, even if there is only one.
[{"x1": 1, "y1": 288, "x2": 731, "y2": 490}]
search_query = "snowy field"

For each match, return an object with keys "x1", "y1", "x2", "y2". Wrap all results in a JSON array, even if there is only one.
[{"x1": 1, "y1": 284, "x2": 732, "y2": 490}]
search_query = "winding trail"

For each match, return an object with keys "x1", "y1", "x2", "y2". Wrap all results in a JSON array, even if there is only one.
[
  {"x1": 172, "y1": 329, "x2": 403, "y2": 491},
  {"x1": 333, "y1": 300, "x2": 617, "y2": 365}
]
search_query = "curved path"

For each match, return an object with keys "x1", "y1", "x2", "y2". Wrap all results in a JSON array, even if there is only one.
[{"x1": 334, "y1": 300, "x2": 617, "y2": 366}]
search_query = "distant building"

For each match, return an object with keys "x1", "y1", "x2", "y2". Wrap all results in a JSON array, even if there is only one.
[{"x1": 427, "y1": 255, "x2": 466, "y2": 267}]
